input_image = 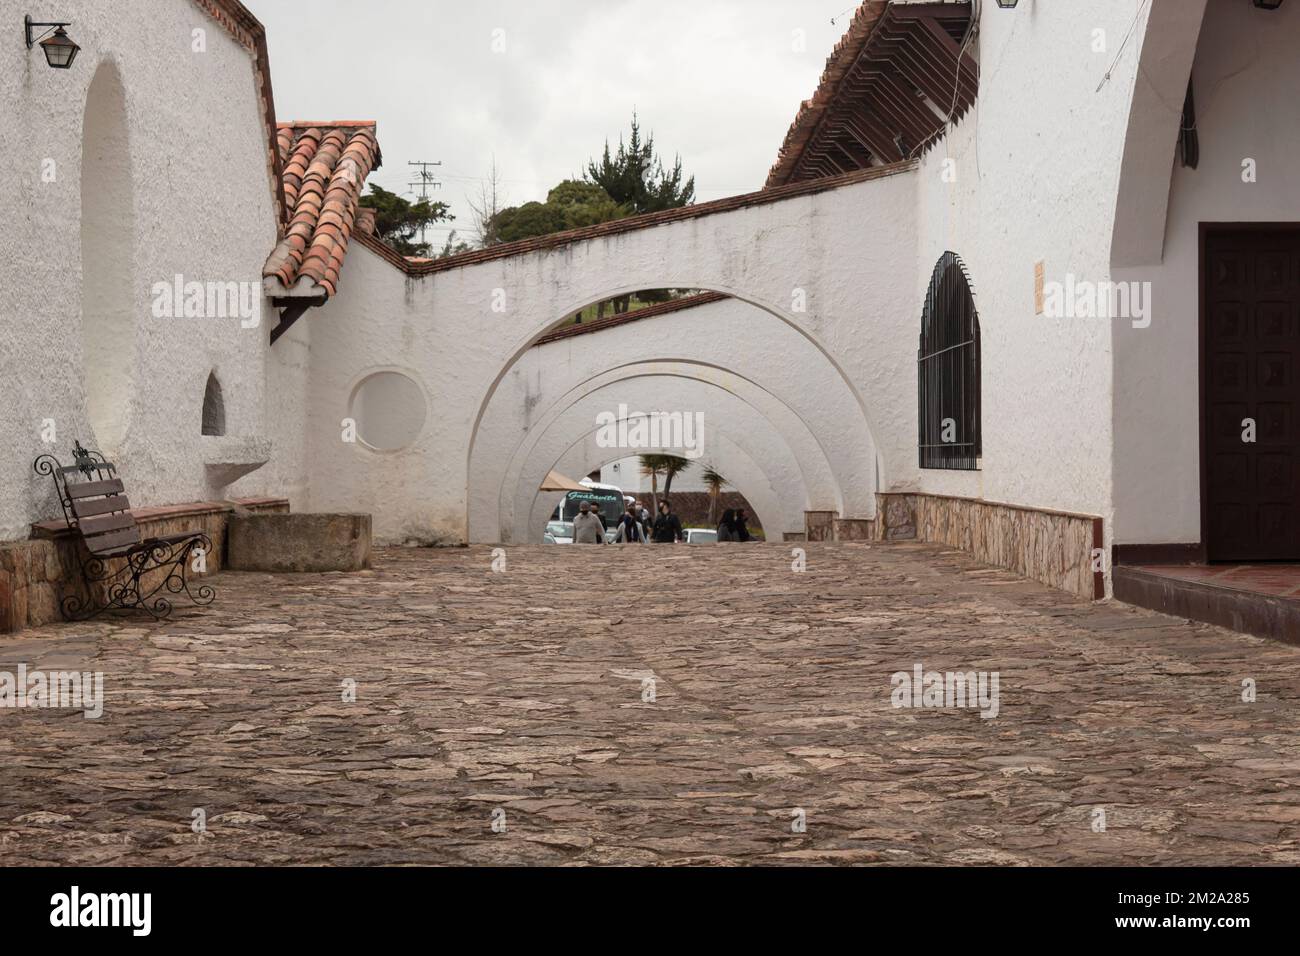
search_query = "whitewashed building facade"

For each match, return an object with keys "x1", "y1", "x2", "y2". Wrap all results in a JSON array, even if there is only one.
[{"x1": 3, "y1": 0, "x2": 1298, "y2": 635}]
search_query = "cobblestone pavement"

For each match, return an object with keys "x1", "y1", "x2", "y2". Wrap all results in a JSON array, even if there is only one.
[{"x1": 2, "y1": 542, "x2": 1298, "y2": 866}]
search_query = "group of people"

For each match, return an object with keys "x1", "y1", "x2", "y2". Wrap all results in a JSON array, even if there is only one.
[
  {"x1": 716, "y1": 509, "x2": 754, "y2": 542},
  {"x1": 570, "y1": 499, "x2": 752, "y2": 544}
]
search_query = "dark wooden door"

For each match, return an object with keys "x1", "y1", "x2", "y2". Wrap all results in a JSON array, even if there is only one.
[{"x1": 1203, "y1": 227, "x2": 1300, "y2": 561}]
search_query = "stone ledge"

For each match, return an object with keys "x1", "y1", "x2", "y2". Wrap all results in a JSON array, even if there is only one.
[
  {"x1": 31, "y1": 497, "x2": 288, "y2": 539},
  {"x1": 1115, "y1": 567, "x2": 1300, "y2": 646}
]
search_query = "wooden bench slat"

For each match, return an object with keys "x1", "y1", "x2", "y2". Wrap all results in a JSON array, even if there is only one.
[
  {"x1": 71, "y1": 494, "x2": 132, "y2": 518},
  {"x1": 67, "y1": 478, "x2": 125, "y2": 499},
  {"x1": 78, "y1": 511, "x2": 138, "y2": 536},
  {"x1": 83, "y1": 527, "x2": 142, "y2": 555}
]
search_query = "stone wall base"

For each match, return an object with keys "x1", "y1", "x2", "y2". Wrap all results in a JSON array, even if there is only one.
[
  {"x1": 804, "y1": 511, "x2": 837, "y2": 542},
  {"x1": 0, "y1": 497, "x2": 289, "y2": 634},
  {"x1": 876, "y1": 492, "x2": 1103, "y2": 600},
  {"x1": 228, "y1": 513, "x2": 372, "y2": 572},
  {"x1": 832, "y1": 518, "x2": 875, "y2": 541}
]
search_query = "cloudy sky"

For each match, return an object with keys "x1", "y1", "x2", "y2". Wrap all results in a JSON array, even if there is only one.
[{"x1": 248, "y1": 0, "x2": 855, "y2": 246}]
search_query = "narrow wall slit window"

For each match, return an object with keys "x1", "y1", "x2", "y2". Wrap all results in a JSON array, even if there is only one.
[
  {"x1": 202, "y1": 372, "x2": 226, "y2": 436},
  {"x1": 918, "y1": 252, "x2": 981, "y2": 470}
]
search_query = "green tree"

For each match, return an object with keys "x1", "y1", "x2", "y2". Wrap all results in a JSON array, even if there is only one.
[
  {"x1": 547, "y1": 179, "x2": 629, "y2": 228},
  {"x1": 489, "y1": 180, "x2": 626, "y2": 245},
  {"x1": 491, "y1": 201, "x2": 568, "y2": 244},
  {"x1": 587, "y1": 113, "x2": 695, "y2": 312},
  {"x1": 359, "y1": 183, "x2": 454, "y2": 258},
  {"x1": 586, "y1": 111, "x2": 695, "y2": 216}
]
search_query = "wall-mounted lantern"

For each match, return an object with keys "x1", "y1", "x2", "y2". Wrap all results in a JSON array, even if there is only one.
[
  {"x1": 24, "y1": 15, "x2": 79, "y2": 69},
  {"x1": 995, "y1": 0, "x2": 1020, "y2": 8},
  {"x1": 1253, "y1": 0, "x2": 1284, "y2": 9}
]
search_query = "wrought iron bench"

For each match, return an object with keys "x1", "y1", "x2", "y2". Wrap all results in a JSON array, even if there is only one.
[{"x1": 33, "y1": 442, "x2": 216, "y2": 621}]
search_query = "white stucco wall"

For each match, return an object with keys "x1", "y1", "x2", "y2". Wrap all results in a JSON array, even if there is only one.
[
  {"x1": 309, "y1": 168, "x2": 918, "y2": 544},
  {"x1": 3, "y1": 0, "x2": 1242, "y2": 574},
  {"x1": 909, "y1": 0, "x2": 1154, "y2": 534},
  {"x1": 1113, "y1": 0, "x2": 1296, "y2": 545},
  {"x1": 0, "y1": 0, "x2": 303, "y2": 540}
]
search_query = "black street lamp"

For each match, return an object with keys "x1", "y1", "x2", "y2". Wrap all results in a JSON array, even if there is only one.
[{"x1": 24, "y1": 15, "x2": 79, "y2": 69}]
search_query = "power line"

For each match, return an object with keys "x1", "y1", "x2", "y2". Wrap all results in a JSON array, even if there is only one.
[{"x1": 407, "y1": 159, "x2": 443, "y2": 247}]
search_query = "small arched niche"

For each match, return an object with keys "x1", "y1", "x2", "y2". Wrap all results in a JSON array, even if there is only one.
[{"x1": 202, "y1": 372, "x2": 226, "y2": 436}]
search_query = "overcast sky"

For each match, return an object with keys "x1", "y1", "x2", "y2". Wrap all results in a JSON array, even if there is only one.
[{"x1": 248, "y1": 0, "x2": 856, "y2": 246}]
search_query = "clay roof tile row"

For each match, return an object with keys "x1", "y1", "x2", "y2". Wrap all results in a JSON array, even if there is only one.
[{"x1": 262, "y1": 122, "x2": 382, "y2": 299}]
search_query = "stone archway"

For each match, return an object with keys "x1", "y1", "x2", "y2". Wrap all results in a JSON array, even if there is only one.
[
  {"x1": 527, "y1": 432, "x2": 792, "y2": 542},
  {"x1": 469, "y1": 293, "x2": 877, "y2": 542},
  {"x1": 311, "y1": 164, "x2": 917, "y2": 542},
  {"x1": 510, "y1": 377, "x2": 815, "y2": 542},
  {"x1": 481, "y1": 363, "x2": 843, "y2": 542}
]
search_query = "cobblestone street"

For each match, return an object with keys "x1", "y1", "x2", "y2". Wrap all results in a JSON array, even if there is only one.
[{"x1": 1, "y1": 542, "x2": 1298, "y2": 866}]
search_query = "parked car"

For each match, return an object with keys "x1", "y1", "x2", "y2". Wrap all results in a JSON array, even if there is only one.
[
  {"x1": 544, "y1": 521, "x2": 574, "y2": 544},
  {"x1": 684, "y1": 528, "x2": 718, "y2": 544}
]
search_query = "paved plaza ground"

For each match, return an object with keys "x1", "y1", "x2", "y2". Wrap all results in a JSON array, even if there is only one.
[{"x1": 1, "y1": 542, "x2": 1298, "y2": 866}]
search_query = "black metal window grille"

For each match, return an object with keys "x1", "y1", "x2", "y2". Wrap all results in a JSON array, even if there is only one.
[{"x1": 918, "y1": 252, "x2": 981, "y2": 470}]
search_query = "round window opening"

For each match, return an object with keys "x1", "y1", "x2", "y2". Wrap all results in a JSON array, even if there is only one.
[{"x1": 350, "y1": 371, "x2": 427, "y2": 451}]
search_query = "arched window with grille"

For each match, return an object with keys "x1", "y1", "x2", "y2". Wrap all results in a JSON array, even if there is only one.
[{"x1": 918, "y1": 252, "x2": 981, "y2": 470}]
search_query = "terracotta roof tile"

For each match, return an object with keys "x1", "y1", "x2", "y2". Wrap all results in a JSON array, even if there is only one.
[{"x1": 262, "y1": 121, "x2": 382, "y2": 299}]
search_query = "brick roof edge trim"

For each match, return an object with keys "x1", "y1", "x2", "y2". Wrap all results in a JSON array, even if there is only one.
[
  {"x1": 354, "y1": 159, "x2": 917, "y2": 278},
  {"x1": 191, "y1": 0, "x2": 286, "y2": 230},
  {"x1": 532, "y1": 292, "x2": 730, "y2": 347}
]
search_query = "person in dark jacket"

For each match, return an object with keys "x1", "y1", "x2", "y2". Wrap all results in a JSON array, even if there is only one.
[
  {"x1": 652, "y1": 500, "x2": 684, "y2": 543},
  {"x1": 734, "y1": 508, "x2": 753, "y2": 542},
  {"x1": 615, "y1": 506, "x2": 645, "y2": 543},
  {"x1": 717, "y1": 509, "x2": 736, "y2": 542}
]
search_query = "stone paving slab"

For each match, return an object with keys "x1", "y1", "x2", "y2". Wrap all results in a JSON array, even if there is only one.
[{"x1": 0, "y1": 542, "x2": 1297, "y2": 866}]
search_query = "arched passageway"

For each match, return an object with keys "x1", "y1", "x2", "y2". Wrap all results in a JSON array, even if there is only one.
[
  {"x1": 511, "y1": 377, "x2": 815, "y2": 541},
  {"x1": 308, "y1": 163, "x2": 918, "y2": 542},
  {"x1": 469, "y1": 294, "x2": 879, "y2": 541},
  {"x1": 486, "y1": 364, "x2": 841, "y2": 542}
]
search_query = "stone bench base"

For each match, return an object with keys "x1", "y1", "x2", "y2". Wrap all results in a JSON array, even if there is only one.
[
  {"x1": 2, "y1": 497, "x2": 288, "y2": 634},
  {"x1": 227, "y1": 513, "x2": 372, "y2": 573}
]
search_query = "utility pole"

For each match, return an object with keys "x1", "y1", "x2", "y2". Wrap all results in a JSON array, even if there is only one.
[{"x1": 407, "y1": 160, "x2": 442, "y2": 248}]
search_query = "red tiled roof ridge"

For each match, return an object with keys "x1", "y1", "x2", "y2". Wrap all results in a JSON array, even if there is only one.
[
  {"x1": 766, "y1": 0, "x2": 890, "y2": 188},
  {"x1": 278, "y1": 119, "x2": 380, "y2": 129},
  {"x1": 355, "y1": 159, "x2": 916, "y2": 278},
  {"x1": 533, "y1": 293, "x2": 730, "y2": 347}
]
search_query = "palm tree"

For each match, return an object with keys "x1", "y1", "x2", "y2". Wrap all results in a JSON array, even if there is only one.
[
  {"x1": 661, "y1": 456, "x2": 689, "y2": 498},
  {"x1": 638, "y1": 454, "x2": 666, "y2": 514},
  {"x1": 701, "y1": 467, "x2": 727, "y2": 525},
  {"x1": 638, "y1": 454, "x2": 690, "y2": 513}
]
